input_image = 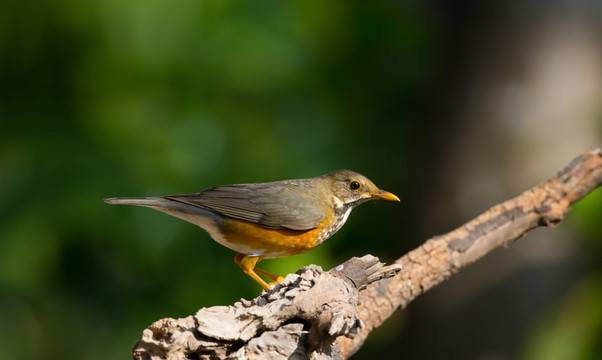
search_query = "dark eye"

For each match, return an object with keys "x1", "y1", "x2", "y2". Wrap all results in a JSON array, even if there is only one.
[{"x1": 349, "y1": 181, "x2": 361, "y2": 190}]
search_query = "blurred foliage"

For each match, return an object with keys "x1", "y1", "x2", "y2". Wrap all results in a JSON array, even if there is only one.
[
  {"x1": 523, "y1": 274, "x2": 602, "y2": 360},
  {"x1": 1, "y1": 1, "x2": 430, "y2": 359},
  {"x1": 517, "y1": 189, "x2": 602, "y2": 360},
  {"x1": 0, "y1": 1, "x2": 600, "y2": 360}
]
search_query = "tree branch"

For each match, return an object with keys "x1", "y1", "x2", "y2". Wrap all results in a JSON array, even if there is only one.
[{"x1": 132, "y1": 148, "x2": 602, "y2": 360}]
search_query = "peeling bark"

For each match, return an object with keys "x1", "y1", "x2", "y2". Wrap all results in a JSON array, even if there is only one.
[{"x1": 133, "y1": 256, "x2": 401, "y2": 360}]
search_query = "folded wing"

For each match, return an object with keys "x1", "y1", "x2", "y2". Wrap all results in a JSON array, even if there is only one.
[{"x1": 164, "y1": 182, "x2": 327, "y2": 230}]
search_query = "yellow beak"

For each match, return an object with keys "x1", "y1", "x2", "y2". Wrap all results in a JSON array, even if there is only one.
[{"x1": 371, "y1": 189, "x2": 400, "y2": 202}]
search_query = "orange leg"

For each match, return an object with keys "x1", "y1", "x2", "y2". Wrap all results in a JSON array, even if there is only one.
[
  {"x1": 234, "y1": 253, "x2": 284, "y2": 290},
  {"x1": 254, "y1": 267, "x2": 284, "y2": 283}
]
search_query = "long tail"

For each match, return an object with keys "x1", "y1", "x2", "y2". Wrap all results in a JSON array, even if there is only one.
[
  {"x1": 104, "y1": 197, "x2": 170, "y2": 207},
  {"x1": 104, "y1": 196, "x2": 221, "y2": 229}
]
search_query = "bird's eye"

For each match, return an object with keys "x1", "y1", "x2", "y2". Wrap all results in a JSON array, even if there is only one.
[{"x1": 349, "y1": 180, "x2": 361, "y2": 190}]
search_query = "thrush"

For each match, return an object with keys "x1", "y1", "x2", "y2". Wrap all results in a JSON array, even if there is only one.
[{"x1": 105, "y1": 170, "x2": 399, "y2": 290}]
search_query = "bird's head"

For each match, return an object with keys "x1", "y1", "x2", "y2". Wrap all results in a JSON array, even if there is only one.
[{"x1": 321, "y1": 169, "x2": 399, "y2": 208}]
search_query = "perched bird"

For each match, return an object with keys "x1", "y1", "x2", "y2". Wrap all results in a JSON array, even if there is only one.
[{"x1": 105, "y1": 170, "x2": 399, "y2": 290}]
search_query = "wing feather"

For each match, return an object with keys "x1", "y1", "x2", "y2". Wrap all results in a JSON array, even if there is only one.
[{"x1": 164, "y1": 182, "x2": 327, "y2": 230}]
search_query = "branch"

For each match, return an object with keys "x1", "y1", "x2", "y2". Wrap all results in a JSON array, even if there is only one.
[
  {"x1": 132, "y1": 148, "x2": 602, "y2": 360},
  {"x1": 133, "y1": 256, "x2": 401, "y2": 360},
  {"x1": 338, "y1": 148, "x2": 602, "y2": 357}
]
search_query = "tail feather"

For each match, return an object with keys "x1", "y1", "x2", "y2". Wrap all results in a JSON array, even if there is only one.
[
  {"x1": 103, "y1": 196, "x2": 221, "y2": 230},
  {"x1": 104, "y1": 197, "x2": 167, "y2": 207}
]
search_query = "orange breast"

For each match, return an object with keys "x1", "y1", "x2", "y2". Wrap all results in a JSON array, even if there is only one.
[{"x1": 219, "y1": 216, "x2": 332, "y2": 259}]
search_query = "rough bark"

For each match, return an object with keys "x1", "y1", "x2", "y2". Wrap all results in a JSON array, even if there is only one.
[
  {"x1": 133, "y1": 256, "x2": 401, "y2": 360},
  {"x1": 132, "y1": 148, "x2": 602, "y2": 360}
]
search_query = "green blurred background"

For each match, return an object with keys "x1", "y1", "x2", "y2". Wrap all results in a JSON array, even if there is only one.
[{"x1": 1, "y1": 1, "x2": 601, "y2": 359}]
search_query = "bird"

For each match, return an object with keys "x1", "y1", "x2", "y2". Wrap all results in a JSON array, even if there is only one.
[{"x1": 104, "y1": 170, "x2": 399, "y2": 290}]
